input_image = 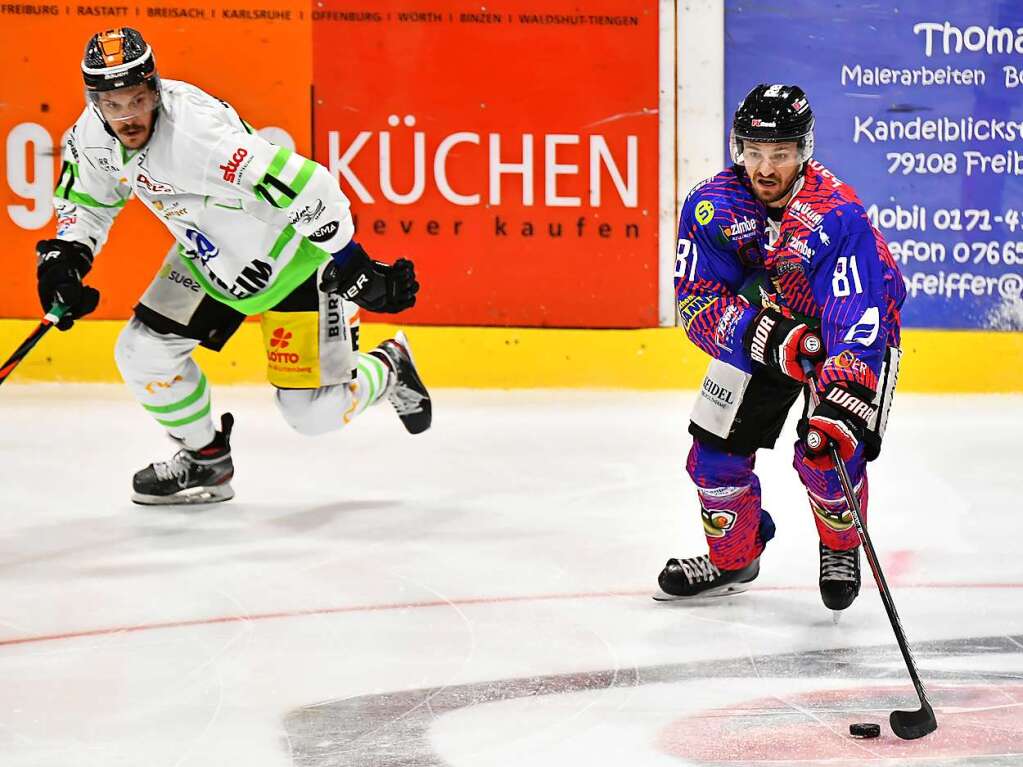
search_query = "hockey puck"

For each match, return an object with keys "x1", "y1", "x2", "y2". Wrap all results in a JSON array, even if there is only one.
[{"x1": 849, "y1": 722, "x2": 881, "y2": 739}]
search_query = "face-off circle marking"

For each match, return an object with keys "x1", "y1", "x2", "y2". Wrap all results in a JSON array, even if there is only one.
[{"x1": 657, "y1": 685, "x2": 1023, "y2": 763}]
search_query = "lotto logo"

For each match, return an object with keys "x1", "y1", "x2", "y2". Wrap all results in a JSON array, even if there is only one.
[{"x1": 270, "y1": 327, "x2": 292, "y2": 349}]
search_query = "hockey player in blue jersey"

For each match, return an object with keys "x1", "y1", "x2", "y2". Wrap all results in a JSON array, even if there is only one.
[{"x1": 656, "y1": 84, "x2": 906, "y2": 612}]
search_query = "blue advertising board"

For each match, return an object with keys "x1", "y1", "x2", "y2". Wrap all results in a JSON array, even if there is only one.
[{"x1": 725, "y1": 1, "x2": 1023, "y2": 329}]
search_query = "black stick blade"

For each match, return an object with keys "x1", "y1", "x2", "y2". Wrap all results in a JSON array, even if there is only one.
[{"x1": 890, "y1": 701, "x2": 937, "y2": 740}]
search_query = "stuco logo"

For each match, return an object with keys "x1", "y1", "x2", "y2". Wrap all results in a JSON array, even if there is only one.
[
  {"x1": 268, "y1": 327, "x2": 300, "y2": 363},
  {"x1": 220, "y1": 147, "x2": 249, "y2": 183}
]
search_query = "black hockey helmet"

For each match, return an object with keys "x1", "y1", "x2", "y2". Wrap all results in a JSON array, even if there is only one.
[
  {"x1": 81, "y1": 28, "x2": 161, "y2": 134},
  {"x1": 82, "y1": 27, "x2": 159, "y2": 93},
  {"x1": 730, "y1": 84, "x2": 814, "y2": 164}
]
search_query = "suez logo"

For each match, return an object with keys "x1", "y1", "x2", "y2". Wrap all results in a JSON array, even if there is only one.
[
  {"x1": 220, "y1": 147, "x2": 249, "y2": 183},
  {"x1": 327, "y1": 118, "x2": 639, "y2": 207},
  {"x1": 267, "y1": 327, "x2": 301, "y2": 363},
  {"x1": 158, "y1": 263, "x2": 202, "y2": 292}
]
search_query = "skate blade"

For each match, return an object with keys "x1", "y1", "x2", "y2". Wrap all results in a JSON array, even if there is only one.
[
  {"x1": 832, "y1": 609, "x2": 843, "y2": 625},
  {"x1": 652, "y1": 582, "x2": 752, "y2": 602},
  {"x1": 132, "y1": 483, "x2": 235, "y2": 506}
]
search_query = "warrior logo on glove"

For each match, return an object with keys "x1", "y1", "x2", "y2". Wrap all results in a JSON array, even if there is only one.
[
  {"x1": 744, "y1": 307, "x2": 825, "y2": 382},
  {"x1": 801, "y1": 381, "x2": 877, "y2": 469}
]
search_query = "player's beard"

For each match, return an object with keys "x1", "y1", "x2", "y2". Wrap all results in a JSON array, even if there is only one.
[
  {"x1": 117, "y1": 119, "x2": 151, "y2": 149},
  {"x1": 752, "y1": 172, "x2": 797, "y2": 207}
]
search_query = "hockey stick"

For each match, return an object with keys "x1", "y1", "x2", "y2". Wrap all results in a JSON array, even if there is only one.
[
  {"x1": 803, "y1": 364, "x2": 937, "y2": 740},
  {"x1": 0, "y1": 304, "x2": 68, "y2": 386}
]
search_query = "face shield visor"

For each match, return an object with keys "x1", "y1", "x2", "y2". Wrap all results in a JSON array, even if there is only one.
[
  {"x1": 86, "y1": 80, "x2": 161, "y2": 125},
  {"x1": 729, "y1": 121, "x2": 815, "y2": 166},
  {"x1": 82, "y1": 44, "x2": 161, "y2": 126}
]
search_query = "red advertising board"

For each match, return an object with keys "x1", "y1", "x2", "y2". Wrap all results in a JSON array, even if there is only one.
[
  {"x1": 1, "y1": 1, "x2": 659, "y2": 328},
  {"x1": 312, "y1": 1, "x2": 660, "y2": 327},
  {"x1": 0, "y1": 0, "x2": 312, "y2": 320}
]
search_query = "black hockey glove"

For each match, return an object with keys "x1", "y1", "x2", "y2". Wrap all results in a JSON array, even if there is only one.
[
  {"x1": 35, "y1": 239, "x2": 100, "y2": 331},
  {"x1": 798, "y1": 381, "x2": 876, "y2": 470},
  {"x1": 743, "y1": 307, "x2": 825, "y2": 382},
  {"x1": 319, "y1": 242, "x2": 419, "y2": 313}
]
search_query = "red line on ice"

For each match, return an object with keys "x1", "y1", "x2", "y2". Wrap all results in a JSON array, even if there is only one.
[{"x1": 1, "y1": 582, "x2": 1020, "y2": 648}]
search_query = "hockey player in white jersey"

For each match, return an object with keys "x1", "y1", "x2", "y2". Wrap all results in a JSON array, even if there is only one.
[{"x1": 37, "y1": 27, "x2": 431, "y2": 505}]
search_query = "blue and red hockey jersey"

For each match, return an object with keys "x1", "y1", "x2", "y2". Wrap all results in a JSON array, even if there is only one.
[{"x1": 675, "y1": 160, "x2": 906, "y2": 392}]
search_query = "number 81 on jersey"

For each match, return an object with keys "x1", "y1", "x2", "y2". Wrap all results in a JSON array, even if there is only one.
[{"x1": 675, "y1": 238, "x2": 699, "y2": 282}]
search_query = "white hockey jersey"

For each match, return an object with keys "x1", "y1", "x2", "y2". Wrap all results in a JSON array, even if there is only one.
[{"x1": 53, "y1": 78, "x2": 355, "y2": 315}]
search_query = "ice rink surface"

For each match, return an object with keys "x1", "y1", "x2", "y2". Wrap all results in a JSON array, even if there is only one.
[{"x1": 1, "y1": 384, "x2": 1021, "y2": 766}]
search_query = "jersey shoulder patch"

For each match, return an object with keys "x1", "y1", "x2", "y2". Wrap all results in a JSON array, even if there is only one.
[{"x1": 683, "y1": 169, "x2": 754, "y2": 225}]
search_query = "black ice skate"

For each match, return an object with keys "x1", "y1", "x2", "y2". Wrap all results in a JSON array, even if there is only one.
[
  {"x1": 132, "y1": 413, "x2": 235, "y2": 505},
  {"x1": 654, "y1": 555, "x2": 761, "y2": 601},
  {"x1": 820, "y1": 542, "x2": 861, "y2": 614},
  {"x1": 370, "y1": 331, "x2": 432, "y2": 435}
]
